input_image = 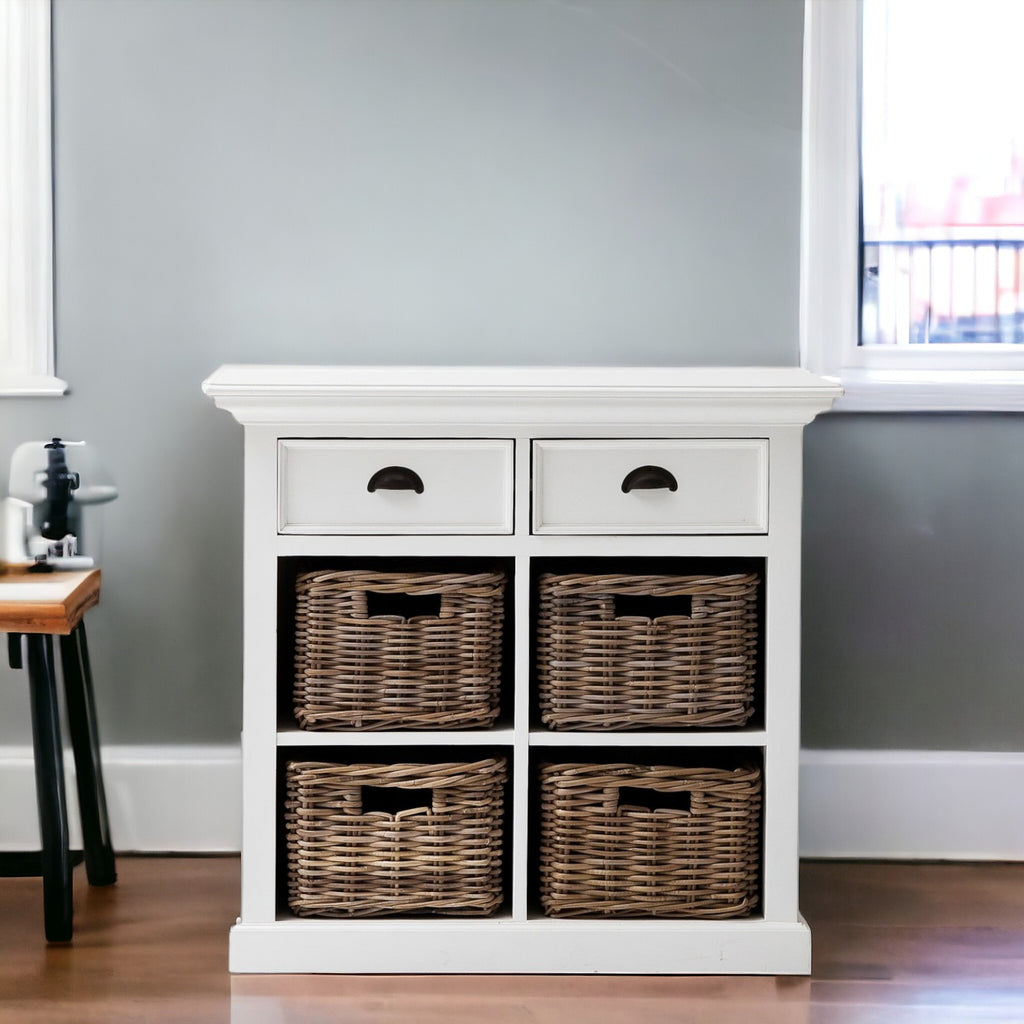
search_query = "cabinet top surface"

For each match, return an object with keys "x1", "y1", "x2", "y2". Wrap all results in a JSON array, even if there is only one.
[
  {"x1": 202, "y1": 365, "x2": 841, "y2": 427},
  {"x1": 205, "y1": 364, "x2": 836, "y2": 393}
]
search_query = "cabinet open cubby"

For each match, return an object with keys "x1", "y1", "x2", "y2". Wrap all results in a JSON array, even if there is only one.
[
  {"x1": 276, "y1": 556, "x2": 516, "y2": 733},
  {"x1": 528, "y1": 556, "x2": 766, "y2": 733},
  {"x1": 274, "y1": 745, "x2": 515, "y2": 921},
  {"x1": 524, "y1": 745, "x2": 765, "y2": 921}
]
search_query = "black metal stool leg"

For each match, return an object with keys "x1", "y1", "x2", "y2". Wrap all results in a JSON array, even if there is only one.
[
  {"x1": 26, "y1": 634, "x2": 73, "y2": 942},
  {"x1": 8, "y1": 632, "x2": 23, "y2": 670},
  {"x1": 60, "y1": 623, "x2": 116, "y2": 887}
]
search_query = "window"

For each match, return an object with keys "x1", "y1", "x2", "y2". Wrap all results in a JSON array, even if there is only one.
[
  {"x1": 1, "y1": 0, "x2": 64, "y2": 396},
  {"x1": 801, "y1": 0, "x2": 1024, "y2": 410}
]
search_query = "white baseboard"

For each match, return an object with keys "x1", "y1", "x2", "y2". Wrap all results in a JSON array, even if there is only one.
[
  {"x1": 2, "y1": 745, "x2": 1021, "y2": 858},
  {"x1": 800, "y1": 749, "x2": 1024, "y2": 860},
  {"x1": 0, "y1": 745, "x2": 241, "y2": 853}
]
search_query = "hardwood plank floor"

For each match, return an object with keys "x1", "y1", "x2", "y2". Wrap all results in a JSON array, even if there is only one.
[{"x1": 1, "y1": 858, "x2": 1022, "y2": 1022}]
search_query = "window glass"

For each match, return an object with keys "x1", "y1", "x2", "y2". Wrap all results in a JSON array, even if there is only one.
[{"x1": 861, "y1": 0, "x2": 1024, "y2": 347}]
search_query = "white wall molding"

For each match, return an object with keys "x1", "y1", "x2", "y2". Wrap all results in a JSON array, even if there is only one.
[
  {"x1": 800, "y1": 749, "x2": 1024, "y2": 860},
  {"x1": 3, "y1": 745, "x2": 1021, "y2": 859},
  {"x1": 0, "y1": 744, "x2": 241, "y2": 853}
]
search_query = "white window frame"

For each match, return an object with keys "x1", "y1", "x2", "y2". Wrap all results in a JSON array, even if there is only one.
[
  {"x1": 800, "y1": 0, "x2": 1024, "y2": 411},
  {"x1": 1, "y1": 0, "x2": 65, "y2": 397}
]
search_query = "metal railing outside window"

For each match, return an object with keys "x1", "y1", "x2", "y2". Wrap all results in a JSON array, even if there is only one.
[{"x1": 862, "y1": 238, "x2": 1024, "y2": 347}]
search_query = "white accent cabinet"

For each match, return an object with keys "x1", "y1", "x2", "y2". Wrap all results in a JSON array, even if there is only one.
[{"x1": 203, "y1": 365, "x2": 840, "y2": 975}]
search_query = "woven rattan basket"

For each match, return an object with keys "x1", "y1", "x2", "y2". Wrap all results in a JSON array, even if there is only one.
[
  {"x1": 285, "y1": 758, "x2": 507, "y2": 917},
  {"x1": 536, "y1": 572, "x2": 760, "y2": 730},
  {"x1": 293, "y1": 569, "x2": 505, "y2": 730},
  {"x1": 538, "y1": 761, "x2": 761, "y2": 918}
]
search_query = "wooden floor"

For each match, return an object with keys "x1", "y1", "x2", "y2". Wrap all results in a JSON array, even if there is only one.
[{"x1": 1, "y1": 858, "x2": 1023, "y2": 1022}]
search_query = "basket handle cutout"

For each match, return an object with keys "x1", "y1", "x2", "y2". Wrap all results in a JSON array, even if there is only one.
[
  {"x1": 367, "y1": 465, "x2": 424, "y2": 494},
  {"x1": 613, "y1": 593, "x2": 692, "y2": 620},
  {"x1": 365, "y1": 590, "x2": 442, "y2": 620},
  {"x1": 360, "y1": 785, "x2": 434, "y2": 816},
  {"x1": 617, "y1": 786, "x2": 692, "y2": 815}
]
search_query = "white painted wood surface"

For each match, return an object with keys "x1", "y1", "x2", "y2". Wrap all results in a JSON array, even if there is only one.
[
  {"x1": 204, "y1": 365, "x2": 840, "y2": 974},
  {"x1": 532, "y1": 439, "x2": 768, "y2": 535},
  {"x1": 278, "y1": 438, "x2": 514, "y2": 534},
  {"x1": 203, "y1": 365, "x2": 840, "y2": 427},
  {"x1": 228, "y1": 918, "x2": 814, "y2": 975}
]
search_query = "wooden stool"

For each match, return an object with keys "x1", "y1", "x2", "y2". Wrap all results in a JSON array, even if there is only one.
[{"x1": 0, "y1": 569, "x2": 116, "y2": 941}]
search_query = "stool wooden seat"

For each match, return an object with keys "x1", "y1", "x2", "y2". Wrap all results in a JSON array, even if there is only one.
[{"x1": 0, "y1": 568, "x2": 116, "y2": 941}]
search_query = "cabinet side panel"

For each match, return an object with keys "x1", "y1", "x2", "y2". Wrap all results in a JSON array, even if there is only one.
[
  {"x1": 241, "y1": 426, "x2": 282, "y2": 923},
  {"x1": 761, "y1": 425, "x2": 804, "y2": 924}
]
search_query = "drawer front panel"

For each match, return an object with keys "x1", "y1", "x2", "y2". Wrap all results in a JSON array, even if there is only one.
[
  {"x1": 279, "y1": 439, "x2": 514, "y2": 534},
  {"x1": 532, "y1": 439, "x2": 768, "y2": 534}
]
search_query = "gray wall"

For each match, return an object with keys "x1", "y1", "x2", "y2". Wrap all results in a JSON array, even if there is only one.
[
  {"x1": 803, "y1": 414, "x2": 1024, "y2": 750},
  {"x1": 1, "y1": 0, "x2": 1019, "y2": 752}
]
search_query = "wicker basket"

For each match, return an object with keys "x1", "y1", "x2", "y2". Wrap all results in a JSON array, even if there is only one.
[
  {"x1": 538, "y1": 761, "x2": 761, "y2": 918},
  {"x1": 293, "y1": 569, "x2": 505, "y2": 730},
  {"x1": 536, "y1": 572, "x2": 760, "y2": 730},
  {"x1": 285, "y1": 758, "x2": 508, "y2": 917}
]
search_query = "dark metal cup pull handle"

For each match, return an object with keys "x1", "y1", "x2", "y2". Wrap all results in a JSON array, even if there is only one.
[
  {"x1": 621, "y1": 465, "x2": 678, "y2": 493},
  {"x1": 367, "y1": 466, "x2": 424, "y2": 494}
]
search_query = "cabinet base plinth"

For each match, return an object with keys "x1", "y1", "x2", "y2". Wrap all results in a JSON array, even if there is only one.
[{"x1": 229, "y1": 918, "x2": 812, "y2": 975}]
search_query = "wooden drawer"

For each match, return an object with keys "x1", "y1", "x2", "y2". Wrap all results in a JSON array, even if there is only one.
[
  {"x1": 532, "y1": 439, "x2": 768, "y2": 534},
  {"x1": 278, "y1": 439, "x2": 514, "y2": 534}
]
